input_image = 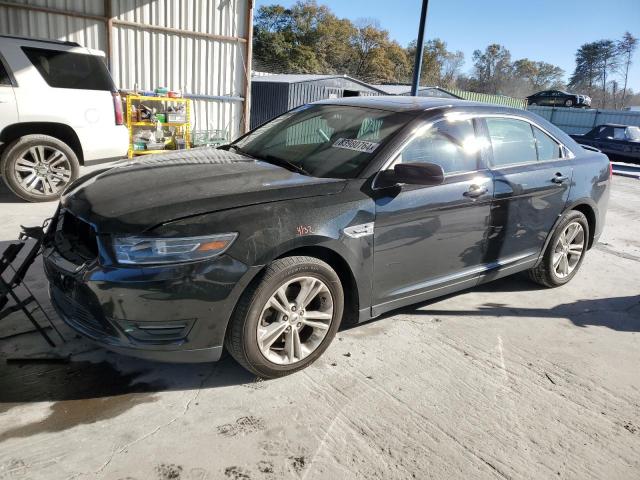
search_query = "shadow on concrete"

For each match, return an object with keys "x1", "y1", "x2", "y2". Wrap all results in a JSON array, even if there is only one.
[
  {"x1": 391, "y1": 274, "x2": 640, "y2": 333},
  {"x1": 0, "y1": 181, "x2": 27, "y2": 204}
]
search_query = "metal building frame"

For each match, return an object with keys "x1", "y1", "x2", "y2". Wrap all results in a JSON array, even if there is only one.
[{"x1": 0, "y1": 0, "x2": 254, "y2": 133}]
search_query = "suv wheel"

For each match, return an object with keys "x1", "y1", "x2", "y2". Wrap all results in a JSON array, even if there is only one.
[
  {"x1": 226, "y1": 256, "x2": 344, "y2": 378},
  {"x1": 564, "y1": 98, "x2": 574, "y2": 107},
  {"x1": 528, "y1": 210, "x2": 589, "y2": 288},
  {"x1": 1, "y1": 134, "x2": 79, "y2": 202}
]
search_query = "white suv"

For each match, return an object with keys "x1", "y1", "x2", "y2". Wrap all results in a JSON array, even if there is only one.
[{"x1": 0, "y1": 35, "x2": 128, "y2": 202}]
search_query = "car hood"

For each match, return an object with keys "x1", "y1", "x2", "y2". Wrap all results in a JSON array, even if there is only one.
[{"x1": 61, "y1": 149, "x2": 347, "y2": 233}]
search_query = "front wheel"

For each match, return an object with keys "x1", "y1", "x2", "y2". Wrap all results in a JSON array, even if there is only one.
[
  {"x1": 225, "y1": 256, "x2": 344, "y2": 378},
  {"x1": 528, "y1": 210, "x2": 589, "y2": 288},
  {"x1": 1, "y1": 134, "x2": 79, "y2": 202},
  {"x1": 564, "y1": 99, "x2": 574, "y2": 107}
]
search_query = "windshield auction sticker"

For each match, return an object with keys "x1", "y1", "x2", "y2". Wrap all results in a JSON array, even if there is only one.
[{"x1": 332, "y1": 138, "x2": 380, "y2": 153}]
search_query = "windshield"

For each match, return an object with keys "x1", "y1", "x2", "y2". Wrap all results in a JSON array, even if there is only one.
[
  {"x1": 626, "y1": 126, "x2": 640, "y2": 141},
  {"x1": 232, "y1": 104, "x2": 411, "y2": 178}
]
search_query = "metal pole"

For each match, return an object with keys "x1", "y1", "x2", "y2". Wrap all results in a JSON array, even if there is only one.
[{"x1": 411, "y1": 0, "x2": 429, "y2": 96}]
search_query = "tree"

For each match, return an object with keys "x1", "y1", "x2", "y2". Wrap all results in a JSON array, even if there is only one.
[
  {"x1": 596, "y1": 40, "x2": 620, "y2": 108},
  {"x1": 471, "y1": 44, "x2": 512, "y2": 94},
  {"x1": 252, "y1": 2, "x2": 410, "y2": 83},
  {"x1": 617, "y1": 32, "x2": 638, "y2": 107},
  {"x1": 511, "y1": 59, "x2": 564, "y2": 96},
  {"x1": 406, "y1": 39, "x2": 464, "y2": 88},
  {"x1": 569, "y1": 40, "x2": 622, "y2": 108}
]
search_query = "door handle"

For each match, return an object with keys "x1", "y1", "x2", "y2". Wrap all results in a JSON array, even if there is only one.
[
  {"x1": 551, "y1": 173, "x2": 569, "y2": 184},
  {"x1": 463, "y1": 185, "x2": 488, "y2": 198}
]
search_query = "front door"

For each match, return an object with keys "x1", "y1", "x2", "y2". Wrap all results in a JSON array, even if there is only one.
[
  {"x1": 479, "y1": 117, "x2": 573, "y2": 274},
  {"x1": 372, "y1": 117, "x2": 494, "y2": 314}
]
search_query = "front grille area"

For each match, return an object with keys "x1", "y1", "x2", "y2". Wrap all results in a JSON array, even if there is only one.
[
  {"x1": 51, "y1": 285, "x2": 116, "y2": 337},
  {"x1": 54, "y1": 210, "x2": 99, "y2": 264}
]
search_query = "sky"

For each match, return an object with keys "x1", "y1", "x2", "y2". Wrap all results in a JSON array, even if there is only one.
[{"x1": 254, "y1": 0, "x2": 640, "y2": 91}]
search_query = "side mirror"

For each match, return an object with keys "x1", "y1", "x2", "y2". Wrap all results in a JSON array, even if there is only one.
[{"x1": 392, "y1": 162, "x2": 445, "y2": 186}]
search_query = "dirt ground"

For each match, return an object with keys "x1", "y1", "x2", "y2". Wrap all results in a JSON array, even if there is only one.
[{"x1": 0, "y1": 170, "x2": 639, "y2": 480}]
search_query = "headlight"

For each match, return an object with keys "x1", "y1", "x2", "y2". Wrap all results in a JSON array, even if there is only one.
[{"x1": 113, "y1": 233, "x2": 238, "y2": 265}]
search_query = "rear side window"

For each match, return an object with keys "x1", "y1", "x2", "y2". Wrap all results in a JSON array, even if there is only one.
[
  {"x1": 0, "y1": 59, "x2": 11, "y2": 85},
  {"x1": 22, "y1": 47, "x2": 113, "y2": 91},
  {"x1": 533, "y1": 126, "x2": 561, "y2": 161},
  {"x1": 486, "y1": 118, "x2": 537, "y2": 166},
  {"x1": 398, "y1": 119, "x2": 479, "y2": 174}
]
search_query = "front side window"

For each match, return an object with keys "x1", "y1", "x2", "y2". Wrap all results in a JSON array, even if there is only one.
[
  {"x1": 533, "y1": 126, "x2": 561, "y2": 161},
  {"x1": 600, "y1": 127, "x2": 614, "y2": 138},
  {"x1": 486, "y1": 118, "x2": 537, "y2": 166},
  {"x1": 395, "y1": 118, "x2": 480, "y2": 174},
  {"x1": 22, "y1": 47, "x2": 114, "y2": 91},
  {"x1": 233, "y1": 105, "x2": 411, "y2": 179}
]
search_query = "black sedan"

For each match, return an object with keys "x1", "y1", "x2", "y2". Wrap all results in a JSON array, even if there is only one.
[
  {"x1": 44, "y1": 97, "x2": 611, "y2": 378},
  {"x1": 527, "y1": 90, "x2": 591, "y2": 108},
  {"x1": 571, "y1": 124, "x2": 640, "y2": 163}
]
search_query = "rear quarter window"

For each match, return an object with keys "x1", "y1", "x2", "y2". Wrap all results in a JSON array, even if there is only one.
[
  {"x1": 533, "y1": 126, "x2": 561, "y2": 161},
  {"x1": 22, "y1": 47, "x2": 114, "y2": 91},
  {"x1": 0, "y1": 59, "x2": 11, "y2": 85}
]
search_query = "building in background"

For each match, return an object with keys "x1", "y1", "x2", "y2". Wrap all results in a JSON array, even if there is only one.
[
  {"x1": 250, "y1": 74, "x2": 387, "y2": 129},
  {"x1": 0, "y1": 0, "x2": 254, "y2": 139},
  {"x1": 373, "y1": 84, "x2": 460, "y2": 99}
]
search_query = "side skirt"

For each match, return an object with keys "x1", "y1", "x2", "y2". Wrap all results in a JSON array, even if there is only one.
[{"x1": 364, "y1": 253, "x2": 538, "y2": 321}]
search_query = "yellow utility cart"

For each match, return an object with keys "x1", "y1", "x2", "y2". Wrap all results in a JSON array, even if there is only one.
[{"x1": 125, "y1": 94, "x2": 191, "y2": 158}]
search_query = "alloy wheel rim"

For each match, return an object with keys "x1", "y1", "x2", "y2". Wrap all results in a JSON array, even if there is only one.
[
  {"x1": 256, "y1": 276, "x2": 334, "y2": 365},
  {"x1": 552, "y1": 222, "x2": 585, "y2": 279},
  {"x1": 13, "y1": 146, "x2": 72, "y2": 196}
]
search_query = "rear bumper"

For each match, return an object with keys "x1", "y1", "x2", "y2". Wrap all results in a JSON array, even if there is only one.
[{"x1": 44, "y1": 246, "x2": 261, "y2": 363}]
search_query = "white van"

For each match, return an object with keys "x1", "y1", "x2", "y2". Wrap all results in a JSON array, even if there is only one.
[{"x1": 0, "y1": 35, "x2": 128, "y2": 202}]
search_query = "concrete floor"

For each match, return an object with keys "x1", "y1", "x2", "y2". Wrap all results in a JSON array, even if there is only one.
[{"x1": 0, "y1": 170, "x2": 639, "y2": 480}]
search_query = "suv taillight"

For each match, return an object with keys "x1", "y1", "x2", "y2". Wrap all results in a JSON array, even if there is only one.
[{"x1": 112, "y1": 92, "x2": 124, "y2": 125}]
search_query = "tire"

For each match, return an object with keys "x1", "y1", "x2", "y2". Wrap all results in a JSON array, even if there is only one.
[
  {"x1": 528, "y1": 210, "x2": 589, "y2": 288},
  {"x1": 1, "y1": 134, "x2": 79, "y2": 202},
  {"x1": 529, "y1": 102, "x2": 537, "y2": 106},
  {"x1": 225, "y1": 256, "x2": 344, "y2": 378},
  {"x1": 564, "y1": 98, "x2": 574, "y2": 107}
]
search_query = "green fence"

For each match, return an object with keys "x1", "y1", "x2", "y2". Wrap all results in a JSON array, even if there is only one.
[{"x1": 444, "y1": 88, "x2": 527, "y2": 110}]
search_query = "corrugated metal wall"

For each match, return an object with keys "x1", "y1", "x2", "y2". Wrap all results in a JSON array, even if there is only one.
[
  {"x1": 250, "y1": 81, "x2": 288, "y2": 128},
  {"x1": 0, "y1": 0, "x2": 250, "y2": 139},
  {"x1": 0, "y1": 1, "x2": 106, "y2": 50},
  {"x1": 250, "y1": 80, "x2": 382, "y2": 129},
  {"x1": 528, "y1": 106, "x2": 640, "y2": 134}
]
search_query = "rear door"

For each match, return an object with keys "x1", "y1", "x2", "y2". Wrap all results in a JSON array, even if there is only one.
[
  {"x1": 478, "y1": 116, "x2": 573, "y2": 274},
  {"x1": 0, "y1": 55, "x2": 18, "y2": 131}
]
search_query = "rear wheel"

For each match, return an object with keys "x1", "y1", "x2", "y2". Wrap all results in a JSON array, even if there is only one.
[
  {"x1": 564, "y1": 98, "x2": 574, "y2": 107},
  {"x1": 225, "y1": 256, "x2": 344, "y2": 378},
  {"x1": 528, "y1": 210, "x2": 589, "y2": 287},
  {"x1": 1, "y1": 134, "x2": 79, "y2": 202}
]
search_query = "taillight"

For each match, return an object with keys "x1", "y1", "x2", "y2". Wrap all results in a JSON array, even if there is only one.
[{"x1": 112, "y1": 92, "x2": 124, "y2": 125}]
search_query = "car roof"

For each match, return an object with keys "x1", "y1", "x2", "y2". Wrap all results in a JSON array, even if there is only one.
[
  {"x1": 0, "y1": 34, "x2": 80, "y2": 47},
  {"x1": 313, "y1": 95, "x2": 490, "y2": 113}
]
